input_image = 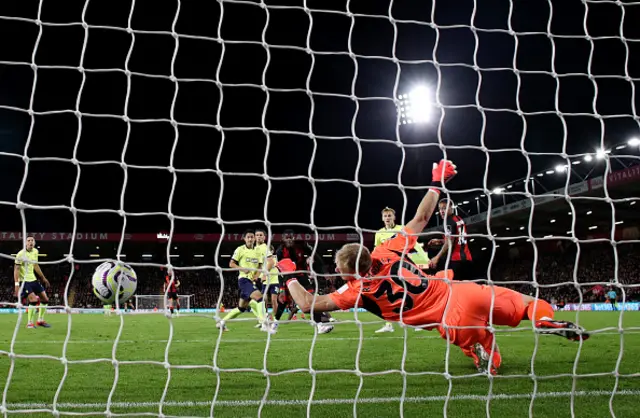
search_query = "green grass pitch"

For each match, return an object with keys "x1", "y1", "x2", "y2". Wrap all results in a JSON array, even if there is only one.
[{"x1": 0, "y1": 311, "x2": 639, "y2": 417}]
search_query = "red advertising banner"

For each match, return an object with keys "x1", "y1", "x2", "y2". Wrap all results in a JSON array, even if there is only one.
[
  {"x1": 0, "y1": 232, "x2": 372, "y2": 243},
  {"x1": 589, "y1": 165, "x2": 640, "y2": 190}
]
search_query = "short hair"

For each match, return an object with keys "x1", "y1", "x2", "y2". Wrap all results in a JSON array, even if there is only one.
[
  {"x1": 282, "y1": 229, "x2": 295, "y2": 236},
  {"x1": 243, "y1": 229, "x2": 255, "y2": 237},
  {"x1": 255, "y1": 228, "x2": 266, "y2": 235},
  {"x1": 439, "y1": 198, "x2": 454, "y2": 207},
  {"x1": 381, "y1": 207, "x2": 395, "y2": 214},
  {"x1": 26, "y1": 234, "x2": 35, "y2": 239},
  {"x1": 335, "y1": 243, "x2": 372, "y2": 276}
]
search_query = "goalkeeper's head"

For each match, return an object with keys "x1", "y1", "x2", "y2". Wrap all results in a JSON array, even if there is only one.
[{"x1": 334, "y1": 244, "x2": 372, "y2": 280}]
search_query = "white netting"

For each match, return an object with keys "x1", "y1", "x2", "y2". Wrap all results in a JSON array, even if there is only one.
[
  {"x1": 135, "y1": 295, "x2": 192, "y2": 311},
  {"x1": 0, "y1": 0, "x2": 639, "y2": 417}
]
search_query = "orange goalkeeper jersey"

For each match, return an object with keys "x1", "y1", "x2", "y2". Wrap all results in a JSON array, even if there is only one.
[{"x1": 330, "y1": 227, "x2": 453, "y2": 328}]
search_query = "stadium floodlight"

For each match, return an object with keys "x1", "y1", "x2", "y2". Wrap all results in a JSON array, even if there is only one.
[
  {"x1": 615, "y1": 221, "x2": 624, "y2": 225},
  {"x1": 628, "y1": 137, "x2": 640, "y2": 147},
  {"x1": 572, "y1": 160, "x2": 581, "y2": 165},
  {"x1": 584, "y1": 154, "x2": 593, "y2": 162},
  {"x1": 397, "y1": 85, "x2": 432, "y2": 125},
  {"x1": 587, "y1": 210, "x2": 593, "y2": 215},
  {"x1": 545, "y1": 170, "x2": 554, "y2": 175},
  {"x1": 589, "y1": 226, "x2": 598, "y2": 230},
  {"x1": 492, "y1": 187, "x2": 505, "y2": 194},
  {"x1": 555, "y1": 164, "x2": 567, "y2": 173},
  {"x1": 550, "y1": 219, "x2": 556, "y2": 223},
  {"x1": 596, "y1": 149, "x2": 607, "y2": 160}
]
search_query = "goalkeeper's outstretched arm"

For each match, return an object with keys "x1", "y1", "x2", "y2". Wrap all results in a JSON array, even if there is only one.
[
  {"x1": 286, "y1": 278, "x2": 338, "y2": 313},
  {"x1": 405, "y1": 160, "x2": 457, "y2": 235}
]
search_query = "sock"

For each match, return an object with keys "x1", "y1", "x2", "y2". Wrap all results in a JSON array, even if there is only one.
[
  {"x1": 222, "y1": 307, "x2": 243, "y2": 322},
  {"x1": 275, "y1": 302, "x2": 286, "y2": 321},
  {"x1": 28, "y1": 305, "x2": 36, "y2": 323},
  {"x1": 170, "y1": 307, "x2": 174, "y2": 314},
  {"x1": 526, "y1": 300, "x2": 554, "y2": 321},
  {"x1": 38, "y1": 304, "x2": 47, "y2": 321},
  {"x1": 248, "y1": 300, "x2": 261, "y2": 320},
  {"x1": 255, "y1": 300, "x2": 266, "y2": 322},
  {"x1": 177, "y1": 304, "x2": 180, "y2": 312},
  {"x1": 313, "y1": 311, "x2": 324, "y2": 323}
]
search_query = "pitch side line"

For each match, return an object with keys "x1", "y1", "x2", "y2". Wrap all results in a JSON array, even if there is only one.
[
  {"x1": 1, "y1": 331, "x2": 639, "y2": 345},
  {"x1": 5, "y1": 389, "x2": 640, "y2": 409}
]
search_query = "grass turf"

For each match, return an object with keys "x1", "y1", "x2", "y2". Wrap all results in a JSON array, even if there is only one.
[{"x1": 0, "y1": 311, "x2": 638, "y2": 417}]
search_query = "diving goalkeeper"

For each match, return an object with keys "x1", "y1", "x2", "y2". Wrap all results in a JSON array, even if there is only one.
[{"x1": 281, "y1": 159, "x2": 589, "y2": 375}]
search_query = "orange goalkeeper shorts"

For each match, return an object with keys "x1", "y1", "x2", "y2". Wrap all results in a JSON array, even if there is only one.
[{"x1": 437, "y1": 282, "x2": 526, "y2": 349}]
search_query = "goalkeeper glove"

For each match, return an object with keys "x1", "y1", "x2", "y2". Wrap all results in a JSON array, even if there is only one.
[{"x1": 431, "y1": 159, "x2": 457, "y2": 185}]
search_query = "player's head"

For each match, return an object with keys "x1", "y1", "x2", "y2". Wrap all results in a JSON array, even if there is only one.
[
  {"x1": 282, "y1": 229, "x2": 295, "y2": 247},
  {"x1": 255, "y1": 229, "x2": 266, "y2": 245},
  {"x1": 243, "y1": 230, "x2": 255, "y2": 247},
  {"x1": 381, "y1": 207, "x2": 396, "y2": 227},
  {"x1": 335, "y1": 243, "x2": 372, "y2": 280},
  {"x1": 438, "y1": 199, "x2": 454, "y2": 219},
  {"x1": 25, "y1": 235, "x2": 35, "y2": 251}
]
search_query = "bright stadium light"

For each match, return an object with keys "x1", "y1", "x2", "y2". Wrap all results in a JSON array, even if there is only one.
[
  {"x1": 584, "y1": 154, "x2": 593, "y2": 162},
  {"x1": 596, "y1": 148, "x2": 609, "y2": 160},
  {"x1": 555, "y1": 164, "x2": 567, "y2": 173},
  {"x1": 492, "y1": 187, "x2": 504, "y2": 194},
  {"x1": 628, "y1": 137, "x2": 640, "y2": 147},
  {"x1": 397, "y1": 85, "x2": 432, "y2": 125}
]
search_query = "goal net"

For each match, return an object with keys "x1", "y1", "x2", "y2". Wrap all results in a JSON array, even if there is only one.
[
  {"x1": 0, "y1": 0, "x2": 639, "y2": 417},
  {"x1": 135, "y1": 295, "x2": 193, "y2": 311}
]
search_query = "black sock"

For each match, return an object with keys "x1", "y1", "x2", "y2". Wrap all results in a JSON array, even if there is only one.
[
  {"x1": 275, "y1": 302, "x2": 286, "y2": 321},
  {"x1": 170, "y1": 307, "x2": 174, "y2": 314},
  {"x1": 313, "y1": 312, "x2": 331, "y2": 323}
]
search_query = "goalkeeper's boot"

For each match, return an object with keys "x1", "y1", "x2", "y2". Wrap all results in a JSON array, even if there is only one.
[
  {"x1": 470, "y1": 343, "x2": 501, "y2": 376},
  {"x1": 36, "y1": 320, "x2": 51, "y2": 328},
  {"x1": 375, "y1": 323, "x2": 394, "y2": 333},
  {"x1": 535, "y1": 319, "x2": 590, "y2": 341}
]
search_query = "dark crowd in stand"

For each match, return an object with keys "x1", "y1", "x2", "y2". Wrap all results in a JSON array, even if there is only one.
[{"x1": 0, "y1": 243, "x2": 638, "y2": 309}]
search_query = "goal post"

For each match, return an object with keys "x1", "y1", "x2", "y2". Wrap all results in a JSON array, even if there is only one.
[{"x1": 134, "y1": 295, "x2": 193, "y2": 311}]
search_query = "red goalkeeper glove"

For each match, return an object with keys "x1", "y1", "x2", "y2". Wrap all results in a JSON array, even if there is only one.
[{"x1": 431, "y1": 159, "x2": 457, "y2": 184}]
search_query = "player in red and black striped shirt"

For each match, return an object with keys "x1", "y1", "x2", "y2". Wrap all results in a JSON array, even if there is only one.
[
  {"x1": 429, "y1": 199, "x2": 474, "y2": 280},
  {"x1": 164, "y1": 268, "x2": 181, "y2": 316}
]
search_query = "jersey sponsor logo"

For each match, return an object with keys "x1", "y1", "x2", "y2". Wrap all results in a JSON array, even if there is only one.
[{"x1": 337, "y1": 284, "x2": 349, "y2": 294}]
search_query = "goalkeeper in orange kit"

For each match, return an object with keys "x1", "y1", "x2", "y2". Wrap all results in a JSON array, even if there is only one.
[{"x1": 280, "y1": 159, "x2": 589, "y2": 375}]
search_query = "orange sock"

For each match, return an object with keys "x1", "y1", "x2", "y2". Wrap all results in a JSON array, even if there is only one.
[{"x1": 526, "y1": 299, "x2": 554, "y2": 321}]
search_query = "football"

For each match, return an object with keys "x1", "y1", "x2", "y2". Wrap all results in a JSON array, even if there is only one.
[{"x1": 91, "y1": 261, "x2": 138, "y2": 305}]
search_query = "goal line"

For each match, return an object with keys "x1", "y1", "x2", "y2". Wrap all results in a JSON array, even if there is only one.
[{"x1": 6, "y1": 389, "x2": 640, "y2": 410}]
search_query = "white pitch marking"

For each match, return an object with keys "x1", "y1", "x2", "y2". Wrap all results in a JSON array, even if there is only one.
[
  {"x1": 1, "y1": 331, "x2": 638, "y2": 345},
  {"x1": 5, "y1": 389, "x2": 640, "y2": 409}
]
